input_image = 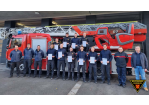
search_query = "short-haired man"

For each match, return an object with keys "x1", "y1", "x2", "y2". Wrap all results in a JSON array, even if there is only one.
[
  {"x1": 88, "y1": 46, "x2": 99, "y2": 84},
  {"x1": 114, "y1": 47, "x2": 128, "y2": 88},
  {"x1": 76, "y1": 46, "x2": 87, "y2": 82},
  {"x1": 79, "y1": 32, "x2": 89, "y2": 52},
  {"x1": 23, "y1": 43, "x2": 34, "y2": 77},
  {"x1": 67, "y1": 47, "x2": 76, "y2": 81},
  {"x1": 131, "y1": 46, "x2": 148, "y2": 91},
  {"x1": 34, "y1": 45, "x2": 44, "y2": 78},
  {"x1": 63, "y1": 33, "x2": 71, "y2": 52},
  {"x1": 46, "y1": 44, "x2": 56, "y2": 79},
  {"x1": 71, "y1": 33, "x2": 80, "y2": 52},
  {"x1": 100, "y1": 44, "x2": 113, "y2": 85},
  {"x1": 9, "y1": 45, "x2": 22, "y2": 78},
  {"x1": 56, "y1": 44, "x2": 67, "y2": 80}
]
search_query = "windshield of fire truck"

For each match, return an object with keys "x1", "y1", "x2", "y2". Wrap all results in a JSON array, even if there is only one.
[
  {"x1": 10, "y1": 38, "x2": 22, "y2": 48},
  {"x1": 108, "y1": 27, "x2": 125, "y2": 39}
]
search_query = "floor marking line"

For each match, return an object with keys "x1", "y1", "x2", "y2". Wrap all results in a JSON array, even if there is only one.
[{"x1": 67, "y1": 81, "x2": 83, "y2": 95}]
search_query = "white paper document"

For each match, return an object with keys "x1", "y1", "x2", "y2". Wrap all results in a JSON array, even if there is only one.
[
  {"x1": 79, "y1": 58, "x2": 83, "y2": 65},
  {"x1": 90, "y1": 57, "x2": 95, "y2": 64},
  {"x1": 68, "y1": 56, "x2": 72, "y2": 62},
  {"x1": 54, "y1": 44, "x2": 58, "y2": 50},
  {"x1": 102, "y1": 58, "x2": 107, "y2": 65},
  {"x1": 82, "y1": 41, "x2": 86, "y2": 47},
  {"x1": 63, "y1": 42, "x2": 67, "y2": 47},
  {"x1": 72, "y1": 43, "x2": 76, "y2": 49},
  {"x1": 48, "y1": 54, "x2": 52, "y2": 60},
  {"x1": 58, "y1": 52, "x2": 62, "y2": 58}
]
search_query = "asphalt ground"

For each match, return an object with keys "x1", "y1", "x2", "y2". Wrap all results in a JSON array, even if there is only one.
[{"x1": 0, "y1": 64, "x2": 149, "y2": 95}]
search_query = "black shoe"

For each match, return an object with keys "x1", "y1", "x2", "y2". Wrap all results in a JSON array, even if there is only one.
[
  {"x1": 23, "y1": 74, "x2": 26, "y2": 77},
  {"x1": 28, "y1": 75, "x2": 31, "y2": 77},
  {"x1": 88, "y1": 80, "x2": 91, "y2": 83},
  {"x1": 100, "y1": 81, "x2": 105, "y2": 84},
  {"x1": 45, "y1": 76, "x2": 49, "y2": 78},
  {"x1": 9, "y1": 75, "x2": 13, "y2": 78},
  {"x1": 33, "y1": 75, "x2": 36, "y2": 78},
  {"x1": 94, "y1": 82, "x2": 97, "y2": 84},
  {"x1": 118, "y1": 84, "x2": 122, "y2": 86},
  {"x1": 83, "y1": 79, "x2": 86, "y2": 83},
  {"x1": 107, "y1": 82, "x2": 111, "y2": 85},
  {"x1": 66, "y1": 78, "x2": 70, "y2": 80},
  {"x1": 122, "y1": 85, "x2": 126, "y2": 88},
  {"x1": 75, "y1": 78, "x2": 79, "y2": 82},
  {"x1": 55, "y1": 77, "x2": 59, "y2": 80}
]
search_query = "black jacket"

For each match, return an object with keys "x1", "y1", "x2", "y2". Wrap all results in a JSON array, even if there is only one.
[
  {"x1": 79, "y1": 37, "x2": 89, "y2": 45},
  {"x1": 67, "y1": 51, "x2": 76, "y2": 62},
  {"x1": 114, "y1": 51, "x2": 128, "y2": 67},
  {"x1": 63, "y1": 37, "x2": 71, "y2": 44}
]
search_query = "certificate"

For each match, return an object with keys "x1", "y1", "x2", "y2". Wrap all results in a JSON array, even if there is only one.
[
  {"x1": 68, "y1": 56, "x2": 72, "y2": 62},
  {"x1": 102, "y1": 58, "x2": 107, "y2": 65},
  {"x1": 48, "y1": 54, "x2": 52, "y2": 60},
  {"x1": 90, "y1": 57, "x2": 95, "y2": 64},
  {"x1": 82, "y1": 41, "x2": 86, "y2": 47},
  {"x1": 58, "y1": 52, "x2": 62, "y2": 58},
  {"x1": 79, "y1": 58, "x2": 83, "y2": 65},
  {"x1": 54, "y1": 44, "x2": 58, "y2": 50},
  {"x1": 72, "y1": 43, "x2": 76, "y2": 49},
  {"x1": 63, "y1": 42, "x2": 67, "y2": 48}
]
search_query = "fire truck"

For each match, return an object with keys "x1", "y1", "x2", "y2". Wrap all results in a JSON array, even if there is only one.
[{"x1": 0, "y1": 21, "x2": 147, "y2": 78}]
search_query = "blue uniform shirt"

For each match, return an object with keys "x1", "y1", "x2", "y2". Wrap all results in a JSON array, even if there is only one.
[
  {"x1": 46, "y1": 48, "x2": 56, "y2": 56},
  {"x1": 71, "y1": 37, "x2": 80, "y2": 45},
  {"x1": 10, "y1": 50, "x2": 22, "y2": 62},
  {"x1": 136, "y1": 52, "x2": 141, "y2": 66},
  {"x1": 24, "y1": 48, "x2": 34, "y2": 60},
  {"x1": 100, "y1": 49, "x2": 113, "y2": 62},
  {"x1": 77, "y1": 51, "x2": 87, "y2": 61},
  {"x1": 56, "y1": 48, "x2": 67, "y2": 61},
  {"x1": 88, "y1": 52, "x2": 99, "y2": 61},
  {"x1": 34, "y1": 49, "x2": 44, "y2": 61}
]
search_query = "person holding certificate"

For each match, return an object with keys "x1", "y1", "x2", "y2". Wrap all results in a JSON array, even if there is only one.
[
  {"x1": 79, "y1": 32, "x2": 89, "y2": 52},
  {"x1": 100, "y1": 44, "x2": 113, "y2": 85},
  {"x1": 114, "y1": 47, "x2": 128, "y2": 88},
  {"x1": 45, "y1": 44, "x2": 56, "y2": 79},
  {"x1": 63, "y1": 32, "x2": 71, "y2": 52},
  {"x1": 76, "y1": 46, "x2": 87, "y2": 83},
  {"x1": 56, "y1": 44, "x2": 67, "y2": 80},
  {"x1": 88, "y1": 46, "x2": 99, "y2": 84},
  {"x1": 71, "y1": 33, "x2": 80, "y2": 52},
  {"x1": 67, "y1": 47, "x2": 76, "y2": 81}
]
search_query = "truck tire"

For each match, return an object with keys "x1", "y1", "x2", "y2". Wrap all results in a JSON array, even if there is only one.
[
  {"x1": 92, "y1": 68, "x2": 102, "y2": 80},
  {"x1": 19, "y1": 60, "x2": 24, "y2": 74}
]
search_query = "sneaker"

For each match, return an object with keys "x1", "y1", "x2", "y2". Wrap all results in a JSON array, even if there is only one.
[
  {"x1": 118, "y1": 84, "x2": 122, "y2": 86},
  {"x1": 94, "y1": 82, "x2": 97, "y2": 84},
  {"x1": 122, "y1": 85, "x2": 126, "y2": 88},
  {"x1": 100, "y1": 81, "x2": 105, "y2": 84},
  {"x1": 144, "y1": 87, "x2": 148, "y2": 92},
  {"x1": 107, "y1": 82, "x2": 111, "y2": 85}
]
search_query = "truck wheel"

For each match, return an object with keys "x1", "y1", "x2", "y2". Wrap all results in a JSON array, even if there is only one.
[
  {"x1": 19, "y1": 61, "x2": 24, "y2": 74},
  {"x1": 92, "y1": 68, "x2": 102, "y2": 80}
]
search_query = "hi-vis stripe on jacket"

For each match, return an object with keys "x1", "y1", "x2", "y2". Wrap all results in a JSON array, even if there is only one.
[{"x1": 114, "y1": 52, "x2": 128, "y2": 67}]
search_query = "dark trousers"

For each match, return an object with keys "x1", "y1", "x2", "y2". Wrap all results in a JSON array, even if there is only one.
[
  {"x1": 64, "y1": 44, "x2": 71, "y2": 52},
  {"x1": 10, "y1": 62, "x2": 20, "y2": 76},
  {"x1": 24, "y1": 59, "x2": 32, "y2": 75},
  {"x1": 34, "y1": 61, "x2": 42, "y2": 76},
  {"x1": 47, "y1": 60, "x2": 55, "y2": 77},
  {"x1": 73, "y1": 45, "x2": 79, "y2": 52},
  {"x1": 54, "y1": 57, "x2": 58, "y2": 70},
  {"x1": 89, "y1": 64, "x2": 97, "y2": 82},
  {"x1": 77, "y1": 62, "x2": 86, "y2": 80},
  {"x1": 68, "y1": 62, "x2": 75, "y2": 79},
  {"x1": 57, "y1": 60, "x2": 65, "y2": 78},
  {"x1": 83, "y1": 44, "x2": 89, "y2": 52},
  {"x1": 117, "y1": 67, "x2": 126, "y2": 85},
  {"x1": 101, "y1": 63, "x2": 110, "y2": 82}
]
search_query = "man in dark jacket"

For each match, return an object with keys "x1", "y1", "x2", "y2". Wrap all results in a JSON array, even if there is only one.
[
  {"x1": 114, "y1": 47, "x2": 128, "y2": 88},
  {"x1": 88, "y1": 46, "x2": 99, "y2": 84},
  {"x1": 100, "y1": 44, "x2": 113, "y2": 85},
  {"x1": 9, "y1": 45, "x2": 22, "y2": 78},
  {"x1": 67, "y1": 47, "x2": 76, "y2": 81},
  {"x1": 76, "y1": 46, "x2": 87, "y2": 82},
  {"x1": 55, "y1": 44, "x2": 67, "y2": 80},
  {"x1": 46, "y1": 44, "x2": 56, "y2": 79},
  {"x1": 71, "y1": 33, "x2": 80, "y2": 52},
  {"x1": 63, "y1": 33, "x2": 71, "y2": 52},
  {"x1": 131, "y1": 46, "x2": 148, "y2": 91},
  {"x1": 23, "y1": 43, "x2": 34, "y2": 77},
  {"x1": 34, "y1": 45, "x2": 44, "y2": 78},
  {"x1": 79, "y1": 32, "x2": 89, "y2": 52}
]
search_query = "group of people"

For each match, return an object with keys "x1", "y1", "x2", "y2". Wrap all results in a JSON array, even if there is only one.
[{"x1": 9, "y1": 32, "x2": 148, "y2": 92}]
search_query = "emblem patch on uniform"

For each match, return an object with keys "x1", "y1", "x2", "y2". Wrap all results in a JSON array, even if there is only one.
[{"x1": 130, "y1": 80, "x2": 146, "y2": 93}]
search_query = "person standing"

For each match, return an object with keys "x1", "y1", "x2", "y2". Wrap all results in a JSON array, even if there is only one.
[
  {"x1": 63, "y1": 33, "x2": 71, "y2": 52},
  {"x1": 114, "y1": 47, "x2": 128, "y2": 88},
  {"x1": 79, "y1": 32, "x2": 89, "y2": 52},
  {"x1": 76, "y1": 46, "x2": 87, "y2": 82},
  {"x1": 23, "y1": 43, "x2": 34, "y2": 77},
  {"x1": 46, "y1": 44, "x2": 56, "y2": 79},
  {"x1": 131, "y1": 46, "x2": 148, "y2": 91},
  {"x1": 88, "y1": 46, "x2": 98, "y2": 84},
  {"x1": 9, "y1": 45, "x2": 22, "y2": 78},
  {"x1": 34, "y1": 45, "x2": 44, "y2": 78},
  {"x1": 55, "y1": 44, "x2": 67, "y2": 80},
  {"x1": 71, "y1": 33, "x2": 80, "y2": 52},
  {"x1": 67, "y1": 47, "x2": 76, "y2": 81},
  {"x1": 100, "y1": 44, "x2": 113, "y2": 85}
]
